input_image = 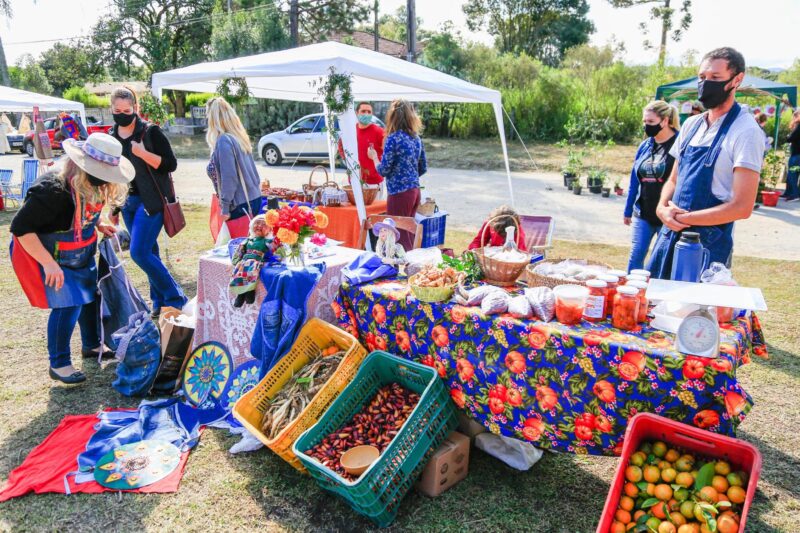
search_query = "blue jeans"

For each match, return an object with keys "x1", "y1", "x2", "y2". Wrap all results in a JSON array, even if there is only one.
[
  {"x1": 627, "y1": 216, "x2": 662, "y2": 271},
  {"x1": 121, "y1": 195, "x2": 187, "y2": 310},
  {"x1": 785, "y1": 154, "x2": 800, "y2": 198},
  {"x1": 47, "y1": 301, "x2": 99, "y2": 368}
]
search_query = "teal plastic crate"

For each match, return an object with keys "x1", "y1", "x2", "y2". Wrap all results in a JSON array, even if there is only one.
[{"x1": 293, "y1": 351, "x2": 458, "y2": 527}]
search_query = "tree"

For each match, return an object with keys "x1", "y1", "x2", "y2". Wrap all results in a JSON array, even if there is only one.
[
  {"x1": 606, "y1": 0, "x2": 692, "y2": 69},
  {"x1": 420, "y1": 23, "x2": 466, "y2": 77},
  {"x1": 91, "y1": 0, "x2": 216, "y2": 117},
  {"x1": 463, "y1": 0, "x2": 594, "y2": 66},
  {"x1": 364, "y1": 5, "x2": 425, "y2": 45},
  {"x1": 210, "y1": 1, "x2": 289, "y2": 60},
  {"x1": 282, "y1": 0, "x2": 371, "y2": 46},
  {"x1": 0, "y1": 0, "x2": 13, "y2": 86},
  {"x1": 12, "y1": 54, "x2": 53, "y2": 94},
  {"x1": 39, "y1": 42, "x2": 107, "y2": 96}
]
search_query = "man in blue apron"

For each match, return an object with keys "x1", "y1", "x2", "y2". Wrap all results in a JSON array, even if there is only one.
[{"x1": 647, "y1": 48, "x2": 764, "y2": 279}]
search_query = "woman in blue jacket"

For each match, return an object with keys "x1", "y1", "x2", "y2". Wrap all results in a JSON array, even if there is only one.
[{"x1": 624, "y1": 101, "x2": 680, "y2": 271}]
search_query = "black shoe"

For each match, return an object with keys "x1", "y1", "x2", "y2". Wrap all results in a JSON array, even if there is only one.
[
  {"x1": 81, "y1": 346, "x2": 116, "y2": 359},
  {"x1": 245, "y1": 291, "x2": 256, "y2": 304},
  {"x1": 233, "y1": 293, "x2": 246, "y2": 308},
  {"x1": 753, "y1": 204, "x2": 760, "y2": 210},
  {"x1": 49, "y1": 367, "x2": 86, "y2": 384},
  {"x1": 151, "y1": 307, "x2": 161, "y2": 321}
]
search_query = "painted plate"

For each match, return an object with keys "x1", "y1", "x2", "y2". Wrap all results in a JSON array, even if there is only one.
[
  {"x1": 182, "y1": 341, "x2": 232, "y2": 407},
  {"x1": 93, "y1": 439, "x2": 180, "y2": 490},
  {"x1": 221, "y1": 360, "x2": 261, "y2": 411}
]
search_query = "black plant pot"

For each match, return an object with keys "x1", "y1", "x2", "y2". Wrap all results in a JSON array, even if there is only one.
[
  {"x1": 563, "y1": 172, "x2": 576, "y2": 187},
  {"x1": 601, "y1": 188, "x2": 611, "y2": 198},
  {"x1": 572, "y1": 185, "x2": 582, "y2": 195},
  {"x1": 588, "y1": 177, "x2": 603, "y2": 194},
  {"x1": 589, "y1": 186, "x2": 603, "y2": 194},
  {"x1": 567, "y1": 177, "x2": 577, "y2": 190}
]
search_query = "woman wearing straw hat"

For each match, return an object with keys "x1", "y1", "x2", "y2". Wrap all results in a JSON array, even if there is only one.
[{"x1": 9, "y1": 133, "x2": 133, "y2": 384}]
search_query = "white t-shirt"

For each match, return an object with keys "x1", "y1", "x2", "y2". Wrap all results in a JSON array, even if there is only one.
[{"x1": 669, "y1": 108, "x2": 764, "y2": 202}]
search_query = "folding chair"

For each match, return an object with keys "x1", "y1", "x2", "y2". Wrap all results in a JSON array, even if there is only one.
[
  {"x1": 0, "y1": 169, "x2": 20, "y2": 209},
  {"x1": 357, "y1": 214, "x2": 423, "y2": 250},
  {"x1": 517, "y1": 214, "x2": 555, "y2": 258},
  {"x1": 21, "y1": 159, "x2": 39, "y2": 199}
]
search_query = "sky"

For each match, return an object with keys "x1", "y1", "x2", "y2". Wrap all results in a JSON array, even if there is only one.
[{"x1": 2, "y1": 0, "x2": 798, "y2": 70}]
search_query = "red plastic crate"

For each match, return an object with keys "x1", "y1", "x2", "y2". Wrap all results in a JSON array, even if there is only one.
[{"x1": 596, "y1": 413, "x2": 762, "y2": 533}]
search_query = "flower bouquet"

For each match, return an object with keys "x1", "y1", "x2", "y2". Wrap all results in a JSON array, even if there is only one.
[{"x1": 265, "y1": 205, "x2": 329, "y2": 266}]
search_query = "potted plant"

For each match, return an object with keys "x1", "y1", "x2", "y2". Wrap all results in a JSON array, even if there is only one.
[
  {"x1": 587, "y1": 168, "x2": 606, "y2": 194},
  {"x1": 572, "y1": 176, "x2": 583, "y2": 195},
  {"x1": 558, "y1": 140, "x2": 585, "y2": 188},
  {"x1": 760, "y1": 148, "x2": 784, "y2": 207},
  {"x1": 614, "y1": 177, "x2": 624, "y2": 196}
]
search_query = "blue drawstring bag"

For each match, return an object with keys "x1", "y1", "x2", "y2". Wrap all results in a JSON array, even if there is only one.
[{"x1": 112, "y1": 311, "x2": 161, "y2": 396}]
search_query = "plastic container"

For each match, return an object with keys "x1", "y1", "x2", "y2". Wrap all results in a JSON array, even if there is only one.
[
  {"x1": 417, "y1": 211, "x2": 448, "y2": 248},
  {"x1": 629, "y1": 268, "x2": 651, "y2": 281},
  {"x1": 553, "y1": 284, "x2": 589, "y2": 325},
  {"x1": 597, "y1": 274, "x2": 620, "y2": 318},
  {"x1": 232, "y1": 318, "x2": 368, "y2": 473},
  {"x1": 582, "y1": 279, "x2": 608, "y2": 323},
  {"x1": 612, "y1": 285, "x2": 639, "y2": 331},
  {"x1": 596, "y1": 413, "x2": 762, "y2": 533},
  {"x1": 293, "y1": 351, "x2": 458, "y2": 527},
  {"x1": 626, "y1": 280, "x2": 649, "y2": 323}
]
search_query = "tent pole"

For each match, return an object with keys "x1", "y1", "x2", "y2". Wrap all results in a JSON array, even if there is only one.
[
  {"x1": 337, "y1": 103, "x2": 369, "y2": 248},
  {"x1": 493, "y1": 102, "x2": 515, "y2": 208},
  {"x1": 773, "y1": 101, "x2": 782, "y2": 150},
  {"x1": 323, "y1": 102, "x2": 337, "y2": 181}
]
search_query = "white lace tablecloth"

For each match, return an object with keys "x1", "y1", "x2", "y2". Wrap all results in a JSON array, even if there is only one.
[{"x1": 193, "y1": 246, "x2": 363, "y2": 366}]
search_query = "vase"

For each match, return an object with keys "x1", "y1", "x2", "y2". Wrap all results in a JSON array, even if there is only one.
[{"x1": 283, "y1": 244, "x2": 305, "y2": 267}]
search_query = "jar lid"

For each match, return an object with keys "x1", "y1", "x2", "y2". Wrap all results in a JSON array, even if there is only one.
[
  {"x1": 630, "y1": 269, "x2": 651, "y2": 277},
  {"x1": 617, "y1": 285, "x2": 639, "y2": 295},
  {"x1": 627, "y1": 275, "x2": 648, "y2": 283},
  {"x1": 598, "y1": 274, "x2": 620, "y2": 283},
  {"x1": 586, "y1": 279, "x2": 608, "y2": 288},
  {"x1": 626, "y1": 280, "x2": 648, "y2": 289}
]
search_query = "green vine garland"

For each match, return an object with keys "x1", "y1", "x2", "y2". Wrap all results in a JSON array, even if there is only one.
[
  {"x1": 311, "y1": 67, "x2": 362, "y2": 179},
  {"x1": 217, "y1": 77, "x2": 251, "y2": 107}
]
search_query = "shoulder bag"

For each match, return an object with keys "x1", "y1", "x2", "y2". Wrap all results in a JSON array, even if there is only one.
[
  {"x1": 141, "y1": 125, "x2": 185, "y2": 238},
  {"x1": 221, "y1": 140, "x2": 256, "y2": 239}
]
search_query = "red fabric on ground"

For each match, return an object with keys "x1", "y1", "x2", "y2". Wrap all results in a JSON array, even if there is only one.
[{"x1": 0, "y1": 412, "x2": 190, "y2": 501}]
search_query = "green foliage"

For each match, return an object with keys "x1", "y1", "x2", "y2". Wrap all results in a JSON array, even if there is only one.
[
  {"x1": 761, "y1": 148, "x2": 786, "y2": 190},
  {"x1": 217, "y1": 78, "x2": 251, "y2": 107},
  {"x1": 185, "y1": 93, "x2": 215, "y2": 108},
  {"x1": 139, "y1": 93, "x2": 169, "y2": 125},
  {"x1": 210, "y1": 1, "x2": 288, "y2": 60},
  {"x1": 38, "y1": 42, "x2": 106, "y2": 96},
  {"x1": 557, "y1": 140, "x2": 586, "y2": 175},
  {"x1": 420, "y1": 23, "x2": 467, "y2": 77},
  {"x1": 63, "y1": 86, "x2": 110, "y2": 108},
  {"x1": 11, "y1": 54, "x2": 52, "y2": 95}
]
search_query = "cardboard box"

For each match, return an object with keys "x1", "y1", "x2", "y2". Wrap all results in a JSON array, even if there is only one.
[
  {"x1": 416, "y1": 431, "x2": 470, "y2": 497},
  {"x1": 457, "y1": 411, "x2": 487, "y2": 440}
]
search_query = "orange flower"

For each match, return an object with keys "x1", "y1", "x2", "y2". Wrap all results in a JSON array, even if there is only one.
[
  {"x1": 265, "y1": 209, "x2": 279, "y2": 226},
  {"x1": 276, "y1": 228, "x2": 298, "y2": 245},
  {"x1": 313, "y1": 210, "x2": 329, "y2": 229}
]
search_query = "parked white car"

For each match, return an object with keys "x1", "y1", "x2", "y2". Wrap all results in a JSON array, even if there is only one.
[{"x1": 256, "y1": 112, "x2": 385, "y2": 166}]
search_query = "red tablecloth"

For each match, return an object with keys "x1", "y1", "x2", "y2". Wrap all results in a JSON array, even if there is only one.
[{"x1": 318, "y1": 201, "x2": 387, "y2": 248}]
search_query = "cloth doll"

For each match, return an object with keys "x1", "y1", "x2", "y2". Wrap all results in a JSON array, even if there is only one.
[
  {"x1": 230, "y1": 215, "x2": 272, "y2": 308},
  {"x1": 373, "y1": 218, "x2": 407, "y2": 267}
]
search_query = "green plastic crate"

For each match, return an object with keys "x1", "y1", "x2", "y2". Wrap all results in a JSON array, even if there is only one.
[{"x1": 293, "y1": 351, "x2": 458, "y2": 527}]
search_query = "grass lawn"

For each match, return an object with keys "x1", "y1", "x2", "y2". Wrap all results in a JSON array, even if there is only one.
[{"x1": 0, "y1": 206, "x2": 797, "y2": 532}]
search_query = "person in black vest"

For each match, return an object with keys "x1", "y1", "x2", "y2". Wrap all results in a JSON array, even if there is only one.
[{"x1": 108, "y1": 86, "x2": 187, "y2": 318}]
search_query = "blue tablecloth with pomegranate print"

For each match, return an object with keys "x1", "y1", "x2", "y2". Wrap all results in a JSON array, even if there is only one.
[{"x1": 333, "y1": 279, "x2": 767, "y2": 456}]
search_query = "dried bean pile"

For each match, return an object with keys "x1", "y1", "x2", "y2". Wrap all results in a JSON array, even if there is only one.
[{"x1": 305, "y1": 383, "x2": 420, "y2": 480}]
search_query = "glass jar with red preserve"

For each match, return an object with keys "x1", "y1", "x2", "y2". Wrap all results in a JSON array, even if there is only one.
[
  {"x1": 608, "y1": 269, "x2": 628, "y2": 285},
  {"x1": 553, "y1": 284, "x2": 589, "y2": 326},
  {"x1": 625, "y1": 280, "x2": 649, "y2": 323},
  {"x1": 629, "y1": 269, "x2": 651, "y2": 282},
  {"x1": 612, "y1": 286, "x2": 640, "y2": 331},
  {"x1": 597, "y1": 274, "x2": 620, "y2": 317},
  {"x1": 582, "y1": 279, "x2": 608, "y2": 323}
]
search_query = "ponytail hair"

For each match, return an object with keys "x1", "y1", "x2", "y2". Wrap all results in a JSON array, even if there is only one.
[{"x1": 644, "y1": 100, "x2": 680, "y2": 130}]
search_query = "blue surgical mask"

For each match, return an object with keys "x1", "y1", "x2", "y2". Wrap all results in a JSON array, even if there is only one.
[{"x1": 357, "y1": 114, "x2": 373, "y2": 126}]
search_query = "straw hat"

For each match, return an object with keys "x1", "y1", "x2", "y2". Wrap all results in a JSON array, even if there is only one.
[{"x1": 62, "y1": 132, "x2": 135, "y2": 184}]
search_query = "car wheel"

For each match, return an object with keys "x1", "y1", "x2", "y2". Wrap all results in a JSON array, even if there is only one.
[
  {"x1": 262, "y1": 144, "x2": 282, "y2": 166},
  {"x1": 24, "y1": 141, "x2": 33, "y2": 157}
]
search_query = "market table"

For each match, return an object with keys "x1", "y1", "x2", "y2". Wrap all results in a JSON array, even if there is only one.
[
  {"x1": 333, "y1": 279, "x2": 767, "y2": 456},
  {"x1": 194, "y1": 246, "x2": 363, "y2": 366},
  {"x1": 317, "y1": 201, "x2": 387, "y2": 248}
]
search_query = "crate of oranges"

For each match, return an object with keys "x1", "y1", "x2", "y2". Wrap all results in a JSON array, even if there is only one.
[{"x1": 597, "y1": 413, "x2": 761, "y2": 533}]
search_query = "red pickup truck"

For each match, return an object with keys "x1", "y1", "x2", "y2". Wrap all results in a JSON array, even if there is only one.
[{"x1": 22, "y1": 116, "x2": 111, "y2": 157}]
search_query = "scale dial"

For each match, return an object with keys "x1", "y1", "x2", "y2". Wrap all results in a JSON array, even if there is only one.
[{"x1": 676, "y1": 308, "x2": 720, "y2": 358}]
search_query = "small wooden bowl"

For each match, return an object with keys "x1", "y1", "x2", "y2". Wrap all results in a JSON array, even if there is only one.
[{"x1": 340, "y1": 445, "x2": 380, "y2": 477}]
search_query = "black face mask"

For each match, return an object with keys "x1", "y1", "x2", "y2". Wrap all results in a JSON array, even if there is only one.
[
  {"x1": 644, "y1": 123, "x2": 663, "y2": 138},
  {"x1": 87, "y1": 174, "x2": 106, "y2": 188},
  {"x1": 113, "y1": 112, "x2": 136, "y2": 127},
  {"x1": 697, "y1": 77, "x2": 735, "y2": 109}
]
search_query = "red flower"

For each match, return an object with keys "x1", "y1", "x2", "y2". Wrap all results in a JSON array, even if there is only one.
[
  {"x1": 724, "y1": 391, "x2": 747, "y2": 417},
  {"x1": 528, "y1": 327, "x2": 549, "y2": 349},
  {"x1": 505, "y1": 351, "x2": 527, "y2": 374},
  {"x1": 593, "y1": 380, "x2": 616, "y2": 403},
  {"x1": 488, "y1": 384, "x2": 508, "y2": 402},
  {"x1": 595, "y1": 415, "x2": 612, "y2": 433},
  {"x1": 374, "y1": 335, "x2": 387, "y2": 351},
  {"x1": 522, "y1": 418, "x2": 544, "y2": 441},
  {"x1": 575, "y1": 424, "x2": 593, "y2": 441},
  {"x1": 365, "y1": 332, "x2": 376, "y2": 351},
  {"x1": 456, "y1": 358, "x2": 474, "y2": 382},
  {"x1": 575, "y1": 412, "x2": 596, "y2": 430},
  {"x1": 693, "y1": 409, "x2": 720, "y2": 429},
  {"x1": 395, "y1": 330, "x2": 411, "y2": 352},
  {"x1": 432, "y1": 325, "x2": 449, "y2": 348},
  {"x1": 450, "y1": 388, "x2": 466, "y2": 409},
  {"x1": 682, "y1": 356, "x2": 707, "y2": 380},
  {"x1": 420, "y1": 354, "x2": 435, "y2": 368},
  {"x1": 372, "y1": 304, "x2": 387, "y2": 324},
  {"x1": 506, "y1": 388, "x2": 523, "y2": 406},
  {"x1": 488, "y1": 397, "x2": 505, "y2": 414},
  {"x1": 450, "y1": 306, "x2": 467, "y2": 324},
  {"x1": 536, "y1": 386, "x2": 558, "y2": 411}
]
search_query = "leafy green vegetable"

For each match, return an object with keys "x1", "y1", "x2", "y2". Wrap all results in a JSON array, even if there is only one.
[{"x1": 439, "y1": 251, "x2": 483, "y2": 283}]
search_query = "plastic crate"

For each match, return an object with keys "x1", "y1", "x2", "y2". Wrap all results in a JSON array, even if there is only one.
[
  {"x1": 417, "y1": 211, "x2": 448, "y2": 248},
  {"x1": 232, "y1": 318, "x2": 367, "y2": 473},
  {"x1": 293, "y1": 351, "x2": 458, "y2": 527},
  {"x1": 596, "y1": 413, "x2": 762, "y2": 533}
]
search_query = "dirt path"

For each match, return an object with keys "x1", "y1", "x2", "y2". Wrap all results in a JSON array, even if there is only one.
[{"x1": 168, "y1": 159, "x2": 799, "y2": 260}]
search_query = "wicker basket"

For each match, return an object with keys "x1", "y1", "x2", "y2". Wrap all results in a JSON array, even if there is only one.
[
  {"x1": 344, "y1": 185, "x2": 380, "y2": 206},
  {"x1": 232, "y1": 318, "x2": 367, "y2": 473},
  {"x1": 302, "y1": 166, "x2": 329, "y2": 198},
  {"x1": 312, "y1": 181, "x2": 347, "y2": 207},
  {"x1": 473, "y1": 217, "x2": 530, "y2": 287},
  {"x1": 525, "y1": 257, "x2": 612, "y2": 289},
  {"x1": 408, "y1": 274, "x2": 457, "y2": 303},
  {"x1": 417, "y1": 198, "x2": 437, "y2": 217}
]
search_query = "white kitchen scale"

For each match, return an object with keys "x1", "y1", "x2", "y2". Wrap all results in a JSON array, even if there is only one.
[{"x1": 675, "y1": 306, "x2": 720, "y2": 358}]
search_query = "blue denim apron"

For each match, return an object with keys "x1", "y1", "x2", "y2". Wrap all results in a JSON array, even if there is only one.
[{"x1": 647, "y1": 103, "x2": 740, "y2": 279}]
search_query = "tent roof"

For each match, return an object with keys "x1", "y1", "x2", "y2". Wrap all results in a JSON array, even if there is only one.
[
  {"x1": 151, "y1": 41, "x2": 501, "y2": 105},
  {"x1": 656, "y1": 75, "x2": 797, "y2": 107},
  {"x1": 0, "y1": 85, "x2": 86, "y2": 116}
]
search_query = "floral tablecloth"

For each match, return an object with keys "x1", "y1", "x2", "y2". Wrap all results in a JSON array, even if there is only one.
[{"x1": 333, "y1": 279, "x2": 767, "y2": 456}]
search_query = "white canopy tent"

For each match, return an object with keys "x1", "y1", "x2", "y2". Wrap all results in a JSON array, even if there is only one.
[
  {"x1": 152, "y1": 41, "x2": 515, "y2": 221},
  {"x1": 0, "y1": 85, "x2": 86, "y2": 124}
]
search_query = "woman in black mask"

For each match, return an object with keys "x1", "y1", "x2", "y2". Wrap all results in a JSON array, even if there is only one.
[
  {"x1": 623, "y1": 100, "x2": 680, "y2": 271},
  {"x1": 108, "y1": 86, "x2": 187, "y2": 319}
]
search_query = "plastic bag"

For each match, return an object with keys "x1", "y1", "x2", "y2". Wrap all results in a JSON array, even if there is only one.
[
  {"x1": 508, "y1": 295, "x2": 533, "y2": 319},
  {"x1": 700, "y1": 262, "x2": 738, "y2": 323},
  {"x1": 481, "y1": 290, "x2": 510, "y2": 315},
  {"x1": 475, "y1": 433, "x2": 544, "y2": 471},
  {"x1": 464, "y1": 285, "x2": 504, "y2": 306},
  {"x1": 524, "y1": 287, "x2": 555, "y2": 322},
  {"x1": 406, "y1": 247, "x2": 443, "y2": 277}
]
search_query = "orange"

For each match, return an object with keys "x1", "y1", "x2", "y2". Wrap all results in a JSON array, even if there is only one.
[
  {"x1": 726, "y1": 472, "x2": 744, "y2": 487},
  {"x1": 658, "y1": 521, "x2": 676, "y2": 533},
  {"x1": 633, "y1": 510, "x2": 646, "y2": 521},
  {"x1": 676, "y1": 455, "x2": 695, "y2": 472},
  {"x1": 674, "y1": 487, "x2": 690, "y2": 502},
  {"x1": 651, "y1": 501, "x2": 668, "y2": 519},
  {"x1": 662, "y1": 467, "x2": 677, "y2": 483},
  {"x1": 624, "y1": 482, "x2": 639, "y2": 498},
  {"x1": 717, "y1": 493, "x2": 730, "y2": 503},
  {"x1": 630, "y1": 451, "x2": 647, "y2": 467},
  {"x1": 609, "y1": 521, "x2": 626, "y2": 533},
  {"x1": 625, "y1": 465, "x2": 643, "y2": 483},
  {"x1": 694, "y1": 502, "x2": 718, "y2": 523},
  {"x1": 654, "y1": 483, "x2": 673, "y2": 501},
  {"x1": 644, "y1": 465, "x2": 661, "y2": 483},
  {"x1": 646, "y1": 482, "x2": 657, "y2": 496},
  {"x1": 698, "y1": 486, "x2": 718, "y2": 504},
  {"x1": 653, "y1": 441, "x2": 667, "y2": 457},
  {"x1": 619, "y1": 495, "x2": 635, "y2": 512},
  {"x1": 700, "y1": 525, "x2": 713, "y2": 533},
  {"x1": 679, "y1": 500, "x2": 695, "y2": 519},
  {"x1": 735, "y1": 470, "x2": 749, "y2": 485},
  {"x1": 678, "y1": 525, "x2": 700, "y2": 533},
  {"x1": 715, "y1": 461, "x2": 732, "y2": 476},
  {"x1": 675, "y1": 472, "x2": 694, "y2": 488},
  {"x1": 717, "y1": 511, "x2": 740, "y2": 533},
  {"x1": 727, "y1": 485, "x2": 746, "y2": 504},
  {"x1": 668, "y1": 499, "x2": 680, "y2": 512},
  {"x1": 639, "y1": 442, "x2": 653, "y2": 455},
  {"x1": 712, "y1": 475, "x2": 729, "y2": 493},
  {"x1": 669, "y1": 512, "x2": 687, "y2": 526},
  {"x1": 665, "y1": 449, "x2": 680, "y2": 463},
  {"x1": 614, "y1": 508, "x2": 631, "y2": 524},
  {"x1": 658, "y1": 460, "x2": 673, "y2": 471},
  {"x1": 646, "y1": 517, "x2": 662, "y2": 531}
]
